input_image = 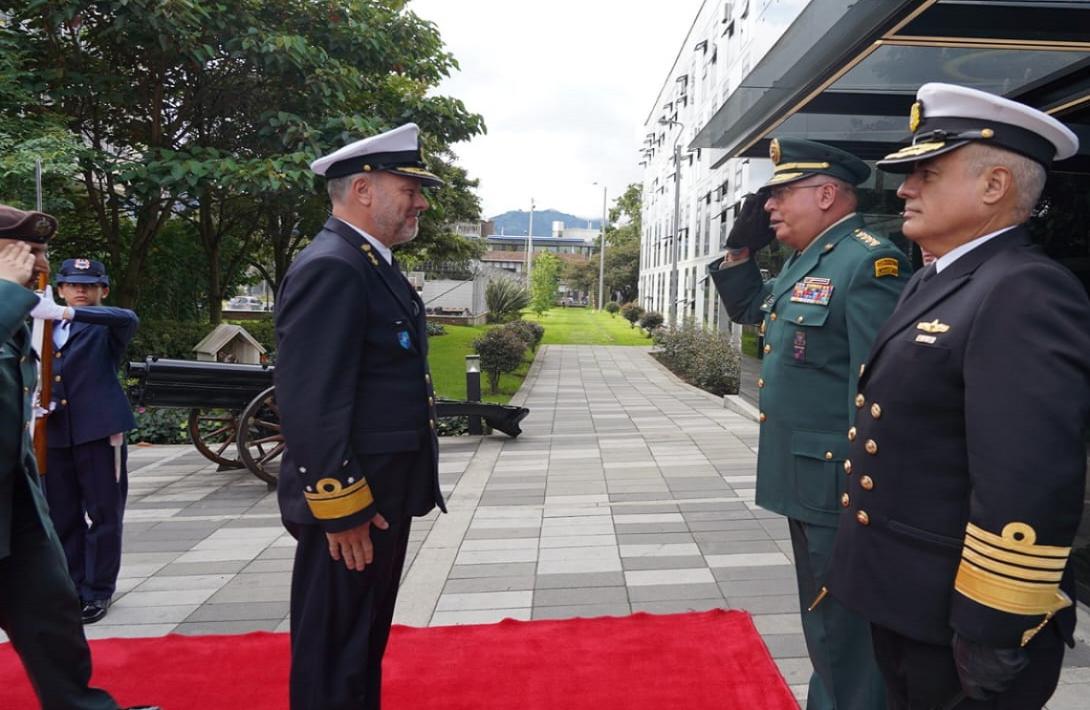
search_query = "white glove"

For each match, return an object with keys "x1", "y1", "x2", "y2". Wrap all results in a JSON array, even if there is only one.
[{"x1": 30, "y1": 286, "x2": 69, "y2": 321}]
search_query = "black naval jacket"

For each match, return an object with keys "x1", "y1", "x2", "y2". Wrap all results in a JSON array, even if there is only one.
[
  {"x1": 828, "y1": 227, "x2": 1090, "y2": 649},
  {"x1": 275, "y1": 217, "x2": 445, "y2": 534}
]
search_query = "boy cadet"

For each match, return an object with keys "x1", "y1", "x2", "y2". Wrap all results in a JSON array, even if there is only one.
[
  {"x1": 828, "y1": 83, "x2": 1090, "y2": 709},
  {"x1": 276, "y1": 123, "x2": 446, "y2": 710},
  {"x1": 0, "y1": 204, "x2": 156, "y2": 710},
  {"x1": 709, "y1": 139, "x2": 910, "y2": 709},
  {"x1": 32, "y1": 258, "x2": 139, "y2": 625}
]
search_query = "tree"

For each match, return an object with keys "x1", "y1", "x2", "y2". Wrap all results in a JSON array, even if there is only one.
[
  {"x1": 3, "y1": 0, "x2": 486, "y2": 318},
  {"x1": 473, "y1": 328, "x2": 526, "y2": 394},
  {"x1": 529, "y1": 252, "x2": 560, "y2": 316},
  {"x1": 621, "y1": 302, "x2": 644, "y2": 329},
  {"x1": 602, "y1": 183, "x2": 642, "y2": 302}
]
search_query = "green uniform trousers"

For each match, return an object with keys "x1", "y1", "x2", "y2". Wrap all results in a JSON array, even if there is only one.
[{"x1": 790, "y1": 518, "x2": 886, "y2": 710}]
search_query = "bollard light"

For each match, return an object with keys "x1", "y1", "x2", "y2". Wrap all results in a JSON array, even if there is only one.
[
  {"x1": 465, "y1": 354, "x2": 481, "y2": 373},
  {"x1": 465, "y1": 354, "x2": 483, "y2": 434}
]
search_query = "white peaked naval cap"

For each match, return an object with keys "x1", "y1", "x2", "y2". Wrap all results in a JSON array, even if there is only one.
[
  {"x1": 878, "y1": 82, "x2": 1079, "y2": 172},
  {"x1": 310, "y1": 123, "x2": 443, "y2": 187}
]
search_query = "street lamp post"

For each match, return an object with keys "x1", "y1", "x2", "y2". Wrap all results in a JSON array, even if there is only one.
[
  {"x1": 660, "y1": 118, "x2": 684, "y2": 325},
  {"x1": 596, "y1": 184, "x2": 607, "y2": 309},
  {"x1": 526, "y1": 198, "x2": 536, "y2": 277}
]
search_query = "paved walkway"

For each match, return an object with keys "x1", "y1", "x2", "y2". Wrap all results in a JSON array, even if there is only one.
[{"x1": 4, "y1": 345, "x2": 1089, "y2": 709}]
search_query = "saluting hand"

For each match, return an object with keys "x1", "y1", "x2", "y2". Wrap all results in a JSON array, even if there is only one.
[
  {"x1": 724, "y1": 189, "x2": 774, "y2": 252},
  {"x1": 0, "y1": 242, "x2": 36, "y2": 286},
  {"x1": 325, "y1": 513, "x2": 391, "y2": 572}
]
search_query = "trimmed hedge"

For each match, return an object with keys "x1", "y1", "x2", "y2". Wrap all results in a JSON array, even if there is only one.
[{"x1": 652, "y1": 320, "x2": 741, "y2": 396}]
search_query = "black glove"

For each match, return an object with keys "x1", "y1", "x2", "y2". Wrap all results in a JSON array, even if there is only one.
[
  {"x1": 725, "y1": 189, "x2": 773, "y2": 251},
  {"x1": 952, "y1": 632, "x2": 1029, "y2": 701}
]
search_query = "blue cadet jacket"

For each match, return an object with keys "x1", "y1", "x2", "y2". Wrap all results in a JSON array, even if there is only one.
[
  {"x1": 828, "y1": 227, "x2": 1090, "y2": 649},
  {"x1": 275, "y1": 217, "x2": 445, "y2": 533},
  {"x1": 0, "y1": 281, "x2": 54, "y2": 559},
  {"x1": 710, "y1": 214, "x2": 910, "y2": 526},
  {"x1": 47, "y1": 306, "x2": 138, "y2": 448}
]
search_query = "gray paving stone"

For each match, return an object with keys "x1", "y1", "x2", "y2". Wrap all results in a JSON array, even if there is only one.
[
  {"x1": 621, "y1": 556, "x2": 709, "y2": 571},
  {"x1": 534, "y1": 572, "x2": 627, "y2": 589},
  {"x1": 698, "y1": 540, "x2": 784, "y2": 554},
  {"x1": 627, "y1": 583, "x2": 723, "y2": 603},
  {"x1": 185, "y1": 601, "x2": 289, "y2": 622},
  {"x1": 718, "y1": 578, "x2": 798, "y2": 597},
  {"x1": 762, "y1": 633, "x2": 810, "y2": 658},
  {"x1": 157, "y1": 560, "x2": 252, "y2": 576},
  {"x1": 712, "y1": 565, "x2": 796, "y2": 582},
  {"x1": 532, "y1": 602, "x2": 631, "y2": 619},
  {"x1": 463, "y1": 527, "x2": 541, "y2": 540},
  {"x1": 448, "y1": 563, "x2": 538, "y2": 579},
  {"x1": 533, "y1": 587, "x2": 629, "y2": 606},
  {"x1": 442, "y1": 576, "x2": 537, "y2": 594}
]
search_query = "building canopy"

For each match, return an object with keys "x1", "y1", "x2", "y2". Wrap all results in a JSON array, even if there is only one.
[{"x1": 691, "y1": 0, "x2": 1090, "y2": 172}]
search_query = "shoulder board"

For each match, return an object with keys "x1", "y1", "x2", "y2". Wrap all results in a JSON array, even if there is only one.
[{"x1": 852, "y1": 229, "x2": 883, "y2": 250}]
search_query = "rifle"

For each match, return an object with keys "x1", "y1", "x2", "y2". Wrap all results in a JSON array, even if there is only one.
[
  {"x1": 31, "y1": 272, "x2": 55, "y2": 475},
  {"x1": 30, "y1": 158, "x2": 54, "y2": 475}
]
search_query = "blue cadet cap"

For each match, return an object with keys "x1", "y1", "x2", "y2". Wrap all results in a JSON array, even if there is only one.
[{"x1": 57, "y1": 258, "x2": 109, "y2": 285}]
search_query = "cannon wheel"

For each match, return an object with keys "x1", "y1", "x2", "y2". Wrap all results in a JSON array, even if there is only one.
[
  {"x1": 187, "y1": 409, "x2": 244, "y2": 469},
  {"x1": 237, "y1": 386, "x2": 284, "y2": 487}
]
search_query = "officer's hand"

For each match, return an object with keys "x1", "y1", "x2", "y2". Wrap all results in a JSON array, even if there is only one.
[
  {"x1": 30, "y1": 285, "x2": 69, "y2": 321},
  {"x1": 953, "y1": 632, "x2": 1029, "y2": 700},
  {"x1": 325, "y1": 513, "x2": 391, "y2": 572},
  {"x1": 724, "y1": 189, "x2": 774, "y2": 252},
  {"x1": 0, "y1": 242, "x2": 35, "y2": 286}
]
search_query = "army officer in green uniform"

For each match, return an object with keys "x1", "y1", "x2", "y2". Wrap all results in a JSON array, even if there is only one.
[{"x1": 709, "y1": 139, "x2": 910, "y2": 709}]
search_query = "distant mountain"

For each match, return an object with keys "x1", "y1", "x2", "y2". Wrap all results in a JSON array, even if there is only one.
[{"x1": 489, "y1": 209, "x2": 601, "y2": 237}]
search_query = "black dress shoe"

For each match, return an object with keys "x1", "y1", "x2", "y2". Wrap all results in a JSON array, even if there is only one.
[{"x1": 81, "y1": 598, "x2": 111, "y2": 624}]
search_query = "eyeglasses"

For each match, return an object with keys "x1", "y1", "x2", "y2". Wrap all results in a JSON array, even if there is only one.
[{"x1": 767, "y1": 183, "x2": 835, "y2": 201}]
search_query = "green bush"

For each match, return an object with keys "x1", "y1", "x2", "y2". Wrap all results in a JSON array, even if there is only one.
[
  {"x1": 503, "y1": 319, "x2": 545, "y2": 352},
  {"x1": 605, "y1": 301, "x2": 620, "y2": 317},
  {"x1": 485, "y1": 278, "x2": 531, "y2": 323},
  {"x1": 426, "y1": 322, "x2": 447, "y2": 337},
  {"x1": 130, "y1": 407, "x2": 189, "y2": 445},
  {"x1": 473, "y1": 327, "x2": 527, "y2": 393},
  {"x1": 639, "y1": 311, "x2": 664, "y2": 335},
  {"x1": 653, "y1": 320, "x2": 741, "y2": 396},
  {"x1": 620, "y1": 302, "x2": 644, "y2": 328}
]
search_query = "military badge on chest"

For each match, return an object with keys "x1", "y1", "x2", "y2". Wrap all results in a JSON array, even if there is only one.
[{"x1": 790, "y1": 277, "x2": 834, "y2": 306}]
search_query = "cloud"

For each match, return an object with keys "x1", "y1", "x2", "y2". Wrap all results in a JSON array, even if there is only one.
[{"x1": 409, "y1": 0, "x2": 705, "y2": 218}]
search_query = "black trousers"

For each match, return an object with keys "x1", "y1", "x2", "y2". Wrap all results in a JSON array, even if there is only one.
[
  {"x1": 871, "y1": 623, "x2": 1065, "y2": 710},
  {"x1": 0, "y1": 472, "x2": 118, "y2": 710},
  {"x1": 45, "y1": 438, "x2": 128, "y2": 602},
  {"x1": 287, "y1": 517, "x2": 412, "y2": 710}
]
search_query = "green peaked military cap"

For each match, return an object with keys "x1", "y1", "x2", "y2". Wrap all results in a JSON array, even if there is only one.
[{"x1": 764, "y1": 137, "x2": 870, "y2": 187}]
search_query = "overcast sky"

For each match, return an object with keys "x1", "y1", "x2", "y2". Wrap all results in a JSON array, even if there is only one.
[{"x1": 409, "y1": 0, "x2": 706, "y2": 221}]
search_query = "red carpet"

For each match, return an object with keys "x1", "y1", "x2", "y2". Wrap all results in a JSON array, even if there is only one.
[{"x1": 0, "y1": 610, "x2": 797, "y2": 709}]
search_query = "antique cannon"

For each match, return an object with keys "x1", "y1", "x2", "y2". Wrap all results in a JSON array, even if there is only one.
[{"x1": 127, "y1": 357, "x2": 529, "y2": 486}]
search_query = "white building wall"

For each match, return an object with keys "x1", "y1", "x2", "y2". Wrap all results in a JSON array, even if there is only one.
[{"x1": 638, "y1": 0, "x2": 809, "y2": 337}]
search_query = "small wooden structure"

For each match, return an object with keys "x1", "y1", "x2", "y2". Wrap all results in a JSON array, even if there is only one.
[{"x1": 193, "y1": 324, "x2": 266, "y2": 364}]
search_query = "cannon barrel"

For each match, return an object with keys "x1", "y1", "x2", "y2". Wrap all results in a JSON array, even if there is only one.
[
  {"x1": 435, "y1": 400, "x2": 529, "y2": 438},
  {"x1": 127, "y1": 357, "x2": 274, "y2": 410}
]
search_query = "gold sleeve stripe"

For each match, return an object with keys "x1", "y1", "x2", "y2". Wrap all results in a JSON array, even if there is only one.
[
  {"x1": 963, "y1": 535, "x2": 1068, "y2": 571},
  {"x1": 304, "y1": 477, "x2": 374, "y2": 520},
  {"x1": 960, "y1": 548, "x2": 1064, "y2": 583},
  {"x1": 955, "y1": 560, "x2": 1071, "y2": 617},
  {"x1": 966, "y1": 523, "x2": 1070, "y2": 557}
]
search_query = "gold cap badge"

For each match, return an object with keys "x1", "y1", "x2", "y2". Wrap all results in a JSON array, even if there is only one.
[
  {"x1": 909, "y1": 101, "x2": 923, "y2": 133},
  {"x1": 769, "y1": 138, "x2": 781, "y2": 165}
]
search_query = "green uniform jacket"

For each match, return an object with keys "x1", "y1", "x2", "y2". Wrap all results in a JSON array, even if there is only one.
[
  {"x1": 710, "y1": 214, "x2": 910, "y2": 526},
  {"x1": 0, "y1": 279, "x2": 51, "y2": 560}
]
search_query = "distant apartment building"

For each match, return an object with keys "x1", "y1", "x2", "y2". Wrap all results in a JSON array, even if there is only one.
[{"x1": 639, "y1": 0, "x2": 792, "y2": 332}]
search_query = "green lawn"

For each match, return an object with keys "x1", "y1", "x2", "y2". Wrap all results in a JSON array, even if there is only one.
[
  {"x1": 427, "y1": 324, "x2": 531, "y2": 404},
  {"x1": 427, "y1": 308, "x2": 651, "y2": 404},
  {"x1": 526, "y1": 307, "x2": 652, "y2": 345}
]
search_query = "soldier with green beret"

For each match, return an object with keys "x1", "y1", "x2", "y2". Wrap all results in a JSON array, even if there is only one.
[
  {"x1": 709, "y1": 138, "x2": 910, "y2": 709},
  {"x1": 0, "y1": 204, "x2": 158, "y2": 710}
]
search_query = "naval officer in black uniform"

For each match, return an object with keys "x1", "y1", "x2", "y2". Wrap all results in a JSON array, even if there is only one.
[
  {"x1": 828, "y1": 83, "x2": 1090, "y2": 709},
  {"x1": 276, "y1": 123, "x2": 446, "y2": 710}
]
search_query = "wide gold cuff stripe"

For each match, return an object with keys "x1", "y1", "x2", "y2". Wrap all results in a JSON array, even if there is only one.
[
  {"x1": 962, "y1": 535, "x2": 1067, "y2": 571},
  {"x1": 960, "y1": 548, "x2": 1064, "y2": 583},
  {"x1": 966, "y1": 523, "x2": 1069, "y2": 557},
  {"x1": 955, "y1": 560, "x2": 1070, "y2": 616},
  {"x1": 304, "y1": 477, "x2": 374, "y2": 520}
]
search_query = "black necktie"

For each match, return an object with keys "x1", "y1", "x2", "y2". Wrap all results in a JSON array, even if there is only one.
[{"x1": 902, "y1": 263, "x2": 937, "y2": 303}]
